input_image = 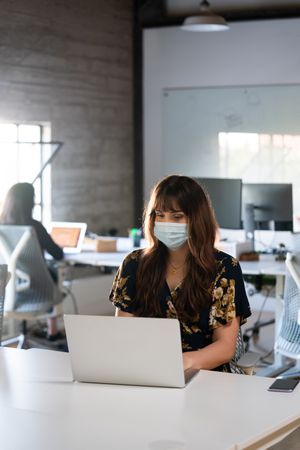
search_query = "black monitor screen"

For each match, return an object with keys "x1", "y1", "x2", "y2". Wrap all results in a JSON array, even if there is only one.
[
  {"x1": 242, "y1": 183, "x2": 293, "y2": 231},
  {"x1": 195, "y1": 178, "x2": 242, "y2": 229}
]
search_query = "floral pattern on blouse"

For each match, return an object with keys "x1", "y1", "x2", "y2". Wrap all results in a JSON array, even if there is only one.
[{"x1": 109, "y1": 249, "x2": 251, "y2": 357}]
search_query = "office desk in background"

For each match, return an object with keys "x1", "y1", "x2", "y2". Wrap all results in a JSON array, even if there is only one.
[
  {"x1": 63, "y1": 236, "x2": 136, "y2": 267},
  {"x1": 64, "y1": 250, "x2": 126, "y2": 268},
  {"x1": 240, "y1": 258, "x2": 288, "y2": 377},
  {"x1": 1, "y1": 347, "x2": 300, "y2": 450}
]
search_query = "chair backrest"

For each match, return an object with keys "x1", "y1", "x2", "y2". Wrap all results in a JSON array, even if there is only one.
[
  {"x1": 0, "y1": 225, "x2": 61, "y2": 316},
  {"x1": 229, "y1": 327, "x2": 248, "y2": 374},
  {"x1": 0, "y1": 264, "x2": 8, "y2": 343},
  {"x1": 275, "y1": 252, "x2": 300, "y2": 359}
]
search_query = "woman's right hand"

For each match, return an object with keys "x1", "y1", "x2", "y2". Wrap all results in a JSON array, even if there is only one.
[{"x1": 115, "y1": 308, "x2": 134, "y2": 317}]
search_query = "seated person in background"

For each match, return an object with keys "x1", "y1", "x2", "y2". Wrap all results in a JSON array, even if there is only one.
[
  {"x1": 110, "y1": 175, "x2": 251, "y2": 372},
  {"x1": 0, "y1": 182, "x2": 64, "y2": 340},
  {"x1": 0, "y1": 183, "x2": 63, "y2": 261}
]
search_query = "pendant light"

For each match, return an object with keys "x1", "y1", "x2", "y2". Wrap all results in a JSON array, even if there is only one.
[{"x1": 181, "y1": 1, "x2": 229, "y2": 32}]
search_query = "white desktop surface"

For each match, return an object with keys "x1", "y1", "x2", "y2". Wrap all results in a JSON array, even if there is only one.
[
  {"x1": 1, "y1": 347, "x2": 300, "y2": 450},
  {"x1": 64, "y1": 250, "x2": 127, "y2": 267},
  {"x1": 64, "y1": 236, "x2": 146, "y2": 267},
  {"x1": 240, "y1": 259, "x2": 286, "y2": 277},
  {"x1": 65, "y1": 247, "x2": 287, "y2": 274}
]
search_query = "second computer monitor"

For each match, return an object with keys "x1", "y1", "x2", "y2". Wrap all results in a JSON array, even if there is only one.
[
  {"x1": 242, "y1": 183, "x2": 293, "y2": 232},
  {"x1": 195, "y1": 177, "x2": 242, "y2": 229}
]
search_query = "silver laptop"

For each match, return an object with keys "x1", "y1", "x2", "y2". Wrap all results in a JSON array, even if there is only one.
[
  {"x1": 49, "y1": 222, "x2": 87, "y2": 254},
  {"x1": 64, "y1": 315, "x2": 199, "y2": 388}
]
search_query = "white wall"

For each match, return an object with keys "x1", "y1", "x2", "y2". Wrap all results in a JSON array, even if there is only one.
[{"x1": 143, "y1": 18, "x2": 300, "y2": 198}]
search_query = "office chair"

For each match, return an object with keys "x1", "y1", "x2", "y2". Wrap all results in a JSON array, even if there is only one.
[
  {"x1": 242, "y1": 275, "x2": 275, "y2": 350},
  {"x1": 0, "y1": 225, "x2": 67, "y2": 349},
  {"x1": 0, "y1": 264, "x2": 8, "y2": 344},
  {"x1": 274, "y1": 252, "x2": 300, "y2": 379},
  {"x1": 230, "y1": 326, "x2": 260, "y2": 375}
]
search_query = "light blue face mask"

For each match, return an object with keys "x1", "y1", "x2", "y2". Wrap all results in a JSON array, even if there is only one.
[{"x1": 154, "y1": 222, "x2": 188, "y2": 250}]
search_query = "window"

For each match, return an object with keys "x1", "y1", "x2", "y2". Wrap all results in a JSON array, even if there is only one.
[{"x1": 0, "y1": 123, "x2": 52, "y2": 223}]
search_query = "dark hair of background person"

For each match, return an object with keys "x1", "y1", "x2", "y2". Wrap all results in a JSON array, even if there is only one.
[
  {"x1": 0, "y1": 182, "x2": 35, "y2": 224},
  {"x1": 133, "y1": 175, "x2": 219, "y2": 323},
  {"x1": 0, "y1": 182, "x2": 63, "y2": 263}
]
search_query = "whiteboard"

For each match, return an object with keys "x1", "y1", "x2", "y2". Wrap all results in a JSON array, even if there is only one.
[
  {"x1": 162, "y1": 84, "x2": 300, "y2": 175},
  {"x1": 162, "y1": 84, "x2": 300, "y2": 229}
]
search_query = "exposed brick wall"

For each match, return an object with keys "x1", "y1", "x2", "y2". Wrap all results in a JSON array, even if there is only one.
[{"x1": 0, "y1": 0, "x2": 134, "y2": 235}]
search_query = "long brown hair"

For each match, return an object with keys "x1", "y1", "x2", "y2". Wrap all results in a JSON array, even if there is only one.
[{"x1": 133, "y1": 175, "x2": 218, "y2": 322}]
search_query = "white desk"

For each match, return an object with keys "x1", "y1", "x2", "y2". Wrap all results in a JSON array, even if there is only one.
[
  {"x1": 64, "y1": 251, "x2": 126, "y2": 268},
  {"x1": 240, "y1": 259, "x2": 286, "y2": 277},
  {"x1": 65, "y1": 236, "x2": 145, "y2": 267},
  {"x1": 66, "y1": 253, "x2": 286, "y2": 275},
  {"x1": 1, "y1": 347, "x2": 300, "y2": 450}
]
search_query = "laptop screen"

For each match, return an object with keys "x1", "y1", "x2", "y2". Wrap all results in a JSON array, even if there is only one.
[{"x1": 49, "y1": 222, "x2": 87, "y2": 254}]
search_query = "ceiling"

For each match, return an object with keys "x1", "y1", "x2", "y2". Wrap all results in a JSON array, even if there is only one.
[
  {"x1": 138, "y1": 0, "x2": 300, "y2": 27},
  {"x1": 166, "y1": 1, "x2": 300, "y2": 16}
]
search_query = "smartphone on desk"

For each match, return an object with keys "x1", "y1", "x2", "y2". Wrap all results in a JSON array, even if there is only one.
[{"x1": 268, "y1": 378, "x2": 299, "y2": 393}]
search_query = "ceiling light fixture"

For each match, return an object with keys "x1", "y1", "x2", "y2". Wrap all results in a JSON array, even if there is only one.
[{"x1": 181, "y1": 1, "x2": 229, "y2": 32}]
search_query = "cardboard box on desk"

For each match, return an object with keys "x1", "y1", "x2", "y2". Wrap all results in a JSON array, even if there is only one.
[{"x1": 83, "y1": 237, "x2": 117, "y2": 252}]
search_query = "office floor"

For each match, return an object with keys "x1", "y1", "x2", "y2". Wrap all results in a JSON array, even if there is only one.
[
  {"x1": 24, "y1": 322, "x2": 68, "y2": 351},
  {"x1": 269, "y1": 427, "x2": 300, "y2": 450}
]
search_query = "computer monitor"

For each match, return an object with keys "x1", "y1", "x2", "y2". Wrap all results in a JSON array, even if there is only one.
[
  {"x1": 195, "y1": 178, "x2": 242, "y2": 229},
  {"x1": 242, "y1": 183, "x2": 293, "y2": 246}
]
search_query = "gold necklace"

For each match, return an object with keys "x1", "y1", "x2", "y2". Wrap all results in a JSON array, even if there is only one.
[{"x1": 169, "y1": 260, "x2": 186, "y2": 274}]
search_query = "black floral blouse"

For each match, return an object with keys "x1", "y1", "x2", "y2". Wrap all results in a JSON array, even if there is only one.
[{"x1": 109, "y1": 249, "x2": 251, "y2": 356}]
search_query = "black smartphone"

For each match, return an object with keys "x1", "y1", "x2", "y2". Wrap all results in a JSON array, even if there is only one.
[{"x1": 268, "y1": 378, "x2": 299, "y2": 392}]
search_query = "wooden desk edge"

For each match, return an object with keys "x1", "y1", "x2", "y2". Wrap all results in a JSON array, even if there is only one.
[{"x1": 236, "y1": 417, "x2": 300, "y2": 450}]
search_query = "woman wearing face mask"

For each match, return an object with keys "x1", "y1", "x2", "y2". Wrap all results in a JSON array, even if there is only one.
[{"x1": 109, "y1": 175, "x2": 251, "y2": 372}]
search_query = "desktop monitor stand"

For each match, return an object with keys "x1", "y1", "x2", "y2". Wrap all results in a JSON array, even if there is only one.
[{"x1": 244, "y1": 203, "x2": 255, "y2": 252}]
